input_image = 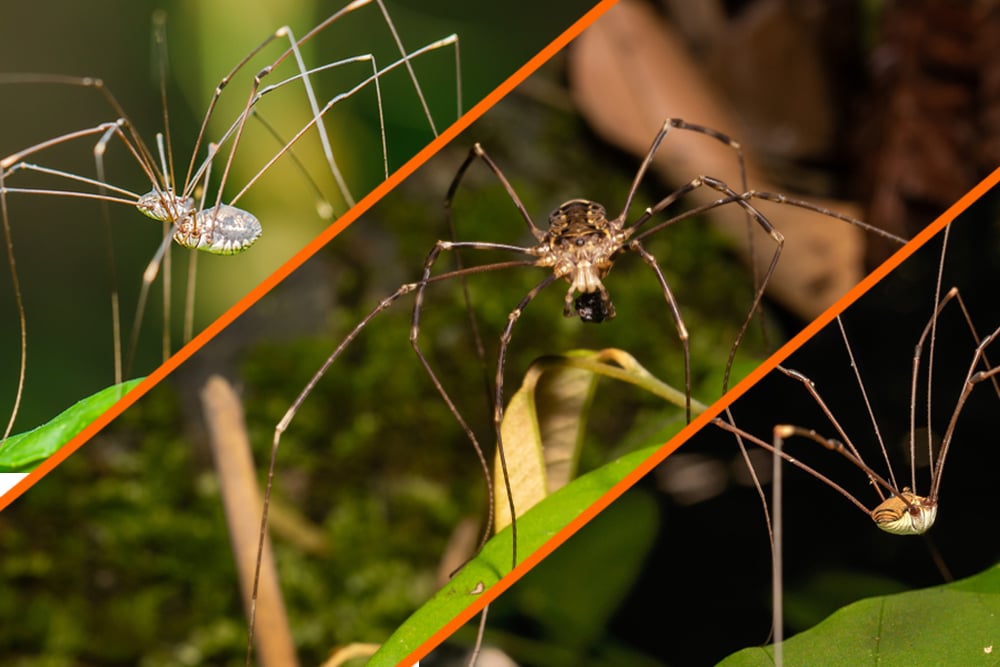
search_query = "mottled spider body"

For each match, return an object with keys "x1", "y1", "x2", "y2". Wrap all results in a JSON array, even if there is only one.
[{"x1": 532, "y1": 198, "x2": 629, "y2": 323}]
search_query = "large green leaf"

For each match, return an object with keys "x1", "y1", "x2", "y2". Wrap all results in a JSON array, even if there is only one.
[
  {"x1": 368, "y1": 444, "x2": 663, "y2": 666},
  {"x1": 719, "y1": 563, "x2": 1000, "y2": 666},
  {"x1": 0, "y1": 378, "x2": 144, "y2": 472}
]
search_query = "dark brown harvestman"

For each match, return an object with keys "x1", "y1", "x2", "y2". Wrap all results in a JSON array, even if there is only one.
[
  {"x1": 249, "y1": 117, "x2": 909, "y2": 661},
  {"x1": 711, "y1": 222, "x2": 1000, "y2": 661},
  {"x1": 0, "y1": 0, "x2": 460, "y2": 441}
]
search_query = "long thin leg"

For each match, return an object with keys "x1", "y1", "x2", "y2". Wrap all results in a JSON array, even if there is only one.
[
  {"x1": 0, "y1": 120, "x2": 157, "y2": 437},
  {"x1": 744, "y1": 190, "x2": 907, "y2": 245},
  {"x1": 0, "y1": 74, "x2": 162, "y2": 184},
  {"x1": 711, "y1": 417, "x2": 877, "y2": 518},
  {"x1": 493, "y1": 274, "x2": 561, "y2": 569},
  {"x1": 771, "y1": 422, "x2": 785, "y2": 666},
  {"x1": 210, "y1": 0, "x2": 453, "y2": 217},
  {"x1": 836, "y1": 317, "x2": 898, "y2": 493},
  {"x1": 910, "y1": 288, "x2": 1000, "y2": 493},
  {"x1": 249, "y1": 279, "x2": 423, "y2": 662},
  {"x1": 93, "y1": 128, "x2": 124, "y2": 387},
  {"x1": 247, "y1": 257, "x2": 533, "y2": 661},
  {"x1": 224, "y1": 37, "x2": 460, "y2": 209},
  {"x1": 774, "y1": 365, "x2": 887, "y2": 498},
  {"x1": 628, "y1": 240, "x2": 691, "y2": 421},
  {"x1": 631, "y1": 181, "x2": 907, "y2": 396},
  {"x1": 0, "y1": 169, "x2": 26, "y2": 443},
  {"x1": 617, "y1": 118, "x2": 748, "y2": 224},
  {"x1": 631, "y1": 175, "x2": 785, "y2": 396},
  {"x1": 442, "y1": 141, "x2": 543, "y2": 443},
  {"x1": 717, "y1": 406, "x2": 776, "y2": 638},
  {"x1": 930, "y1": 323, "x2": 1000, "y2": 498},
  {"x1": 445, "y1": 143, "x2": 544, "y2": 240},
  {"x1": 617, "y1": 118, "x2": 764, "y2": 325},
  {"x1": 409, "y1": 241, "x2": 538, "y2": 552},
  {"x1": 439, "y1": 141, "x2": 545, "y2": 665},
  {"x1": 206, "y1": 0, "x2": 376, "y2": 213}
]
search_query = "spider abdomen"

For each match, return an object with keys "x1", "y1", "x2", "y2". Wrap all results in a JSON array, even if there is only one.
[
  {"x1": 174, "y1": 205, "x2": 262, "y2": 255},
  {"x1": 872, "y1": 489, "x2": 938, "y2": 535}
]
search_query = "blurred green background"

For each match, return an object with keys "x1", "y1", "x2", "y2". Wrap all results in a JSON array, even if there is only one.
[{"x1": 0, "y1": 0, "x2": 600, "y2": 436}]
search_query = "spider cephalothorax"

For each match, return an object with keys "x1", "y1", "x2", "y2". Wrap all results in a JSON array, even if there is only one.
[{"x1": 532, "y1": 198, "x2": 630, "y2": 323}]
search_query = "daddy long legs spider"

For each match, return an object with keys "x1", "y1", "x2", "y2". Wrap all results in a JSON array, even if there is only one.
[
  {"x1": 665, "y1": 202, "x2": 1000, "y2": 662},
  {"x1": 0, "y1": 0, "x2": 463, "y2": 452},
  {"x1": 710, "y1": 219, "x2": 1000, "y2": 663}
]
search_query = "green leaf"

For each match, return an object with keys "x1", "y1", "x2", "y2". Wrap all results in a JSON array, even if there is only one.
[
  {"x1": 495, "y1": 488, "x2": 660, "y2": 660},
  {"x1": 0, "y1": 378, "x2": 144, "y2": 472},
  {"x1": 368, "y1": 444, "x2": 663, "y2": 667},
  {"x1": 719, "y1": 563, "x2": 1000, "y2": 666}
]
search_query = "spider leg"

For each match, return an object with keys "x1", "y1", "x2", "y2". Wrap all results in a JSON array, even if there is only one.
[
  {"x1": 631, "y1": 175, "x2": 785, "y2": 396},
  {"x1": 0, "y1": 170, "x2": 24, "y2": 443},
  {"x1": 253, "y1": 277, "x2": 429, "y2": 655},
  {"x1": 446, "y1": 143, "x2": 545, "y2": 240},
  {"x1": 711, "y1": 417, "x2": 876, "y2": 519},
  {"x1": 493, "y1": 273, "x2": 561, "y2": 568},
  {"x1": 619, "y1": 118, "x2": 763, "y2": 324},
  {"x1": 627, "y1": 239, "x2": 691, "y2": 422},
  {"x1": 909, "y1": 283, "x2": 1000, "y2": 496},
  {"x1": 618, "y1": 118, "x2": 747, "y2": 221},
  {"x1": 409, "y1": 239, "x2": 537, "y2": 566},
  {"x1": 932, "y1": 322, "x2": 1000, "y2": 498},
  {"x1": 249, "y1": 252, "x2": 532, "y2": 660},
  {"x1": 746, "y1": 191, "x2": 907, "y2": 245}
]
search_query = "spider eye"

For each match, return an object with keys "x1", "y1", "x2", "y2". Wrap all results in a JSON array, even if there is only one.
[{"x1": 575, "y1": 291, "x2": 611, "y2": 323}]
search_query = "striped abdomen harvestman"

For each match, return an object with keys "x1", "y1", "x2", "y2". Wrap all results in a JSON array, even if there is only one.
[{"x1": 713, "y1": 221, "x2": 1000, "y2": 663}]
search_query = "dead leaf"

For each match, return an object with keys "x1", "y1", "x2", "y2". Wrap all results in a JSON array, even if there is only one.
[
  {"x1": 494, "y1": 354, "x2": 598, "y2": 530},
  {"x1": 493, "y1": 348, "x2": 700, "y2": 530},
  {"x1": 568, "y1": 0, "x2": 868, "y2": 320}
]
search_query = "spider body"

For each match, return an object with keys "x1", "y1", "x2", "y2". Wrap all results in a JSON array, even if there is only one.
[
  {"x1": 872, "y1": 488, "x2": 938, "y2": 535},
  {"x1": 533, "y1": 198, "x2": 628, "y2": 323},
  {"x1": 136, "y1": 189, "x2": 263, "y2": 255},
  {"x1": 135, "y1": 188, "x2": 196, "y2": 224}
]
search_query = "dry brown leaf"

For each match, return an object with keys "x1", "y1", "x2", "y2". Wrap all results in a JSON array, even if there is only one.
[
  {"x1": 494, "y1": 355, "x2": 598, "y2": 530},
  {"x1": 569, "y1": 0, "x2": 868, "y2": 320}
]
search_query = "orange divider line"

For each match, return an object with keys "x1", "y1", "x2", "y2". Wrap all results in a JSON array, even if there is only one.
[
  {"x1": 0, "y1": 0, "x2": 624, "y2": 514},
  {"x1": 394, "y1": 161, "x2": 1000, "y2": 666}
]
